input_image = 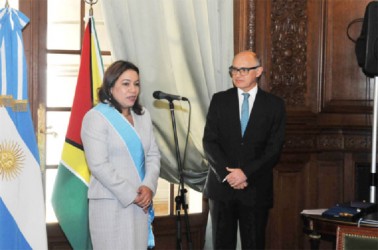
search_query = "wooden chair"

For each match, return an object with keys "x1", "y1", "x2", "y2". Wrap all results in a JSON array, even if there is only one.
[{"x1": 336, "y1": 225, "x2": 378, "y2": 250}]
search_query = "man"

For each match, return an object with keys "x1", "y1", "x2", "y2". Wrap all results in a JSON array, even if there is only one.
[{"x1": 203, "y1": 51, "x2": 286, "y2": 249}]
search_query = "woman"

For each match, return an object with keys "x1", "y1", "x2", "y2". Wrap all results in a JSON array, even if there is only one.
[{"x1": 81, "y1": 60, "x2": 161, "y2": 249}]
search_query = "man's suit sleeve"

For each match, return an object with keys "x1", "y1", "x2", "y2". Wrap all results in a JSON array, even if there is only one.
[{"x1": 203, "y1": 93, "x2": 229, "y2": 182}]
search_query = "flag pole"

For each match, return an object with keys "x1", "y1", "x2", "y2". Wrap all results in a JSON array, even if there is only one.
[
  {"x1": 84, "y1": 0, "x2": 98, "y2": 17},
  {"x1": 51, "y1": 2, "x2": 104, "y2": 249}
]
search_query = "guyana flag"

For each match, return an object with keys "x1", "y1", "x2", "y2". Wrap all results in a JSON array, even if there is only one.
[{"x1": 51, "y1": 17, "x2": 103, "y2": 250}]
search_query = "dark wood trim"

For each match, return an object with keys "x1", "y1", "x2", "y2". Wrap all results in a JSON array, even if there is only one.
[
  {"x1": 233, "y1": 0, "x2": 256, "y2": 54},
  {"x1": 19, "y1": 0, "x2": 47, "y2": 124}
]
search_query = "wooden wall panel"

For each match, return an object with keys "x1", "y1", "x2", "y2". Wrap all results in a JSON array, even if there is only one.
[
  {"x1": 47, "y1": 223, "x2": 71, "y2": 250},
  {"x1": 19, "y1": 0, "x2": 46, "y2": 125},
  {"x1": 316, "y1": 156, "x2": 344, "y2": 208},
  {"x1": 233, "y1": 0, "x2": 256, "y2": 53},
  {"x1": 267, "y1": 163, "x2": 306, "y2": 249},
  {"x1": 234, "y1": 0, "x2": 374, "y2": 249},
  {"x1": 322, "y1": 0, "x2": 372, "y2": 113},
  {"x1": 153, "y1": 213, "x2": 208, "y2": 250}
]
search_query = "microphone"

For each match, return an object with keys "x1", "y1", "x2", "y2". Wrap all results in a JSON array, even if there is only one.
[{"x1": 153, "y1": 91, "x2": 188, "y2": 101}]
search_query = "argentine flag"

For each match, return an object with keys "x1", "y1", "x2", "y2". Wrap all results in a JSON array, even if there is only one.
[
  {"x1": 0, "y1": 107, "x2": 48, "y2": 250},
  {"x1": 0, "y1": 7, "x2": 48, "y2": 250}
]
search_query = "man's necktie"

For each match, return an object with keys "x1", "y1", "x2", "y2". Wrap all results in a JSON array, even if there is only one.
[{"x1": 241, "y1": 93, "x2": 250, "y2": 136}]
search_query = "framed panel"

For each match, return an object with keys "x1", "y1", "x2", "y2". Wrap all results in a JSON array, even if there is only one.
[{"x1": 322, "y1": 0, "x2": 373, "y2": 113}]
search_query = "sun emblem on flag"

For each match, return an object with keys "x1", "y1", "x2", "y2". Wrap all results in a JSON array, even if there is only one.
[{"x1": 0, "y1": 140, "x2": 25, "y2": 181}]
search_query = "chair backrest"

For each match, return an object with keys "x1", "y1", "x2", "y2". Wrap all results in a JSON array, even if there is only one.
[{"x1": 336, "y1": 225, "x2": 378, "y2": 250}]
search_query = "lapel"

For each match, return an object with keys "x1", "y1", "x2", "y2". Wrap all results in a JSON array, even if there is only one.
[{"x1": 226, "y1": 88, "x2": 243, "y2": 140}]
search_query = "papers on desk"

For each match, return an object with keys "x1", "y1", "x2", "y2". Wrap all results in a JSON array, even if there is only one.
[
  {"x1": 301, "y1": 209, "x2": 327, "y2": 215},
  {"x1": 358, "y1": 212, "x2": 378, "y2": 227},
  {"x1": 358, "y1": 219, "x2": 378, "y2": 226}
]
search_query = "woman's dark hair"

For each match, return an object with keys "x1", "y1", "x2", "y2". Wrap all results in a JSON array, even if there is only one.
[{"x1": 98, "y1": 60, "x2": 144, "y2": 115}]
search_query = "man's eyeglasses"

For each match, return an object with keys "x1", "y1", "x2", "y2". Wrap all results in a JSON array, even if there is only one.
[{"x1": 228, "y1": 65, "x2": 260, "y2": 76}]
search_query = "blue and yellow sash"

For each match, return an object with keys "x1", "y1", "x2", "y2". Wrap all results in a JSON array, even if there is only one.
[{"x1": 94, "y1": 103, "x2": 155, "y2": 248}]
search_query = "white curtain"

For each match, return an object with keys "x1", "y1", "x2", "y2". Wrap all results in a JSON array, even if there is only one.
[{"x1": 101, "y1": 0, "x2": 233, "y2": 191}]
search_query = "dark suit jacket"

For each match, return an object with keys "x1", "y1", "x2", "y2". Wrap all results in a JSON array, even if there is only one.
[{"x1": 203, "y1": 87, "x2": 286, "y2": 208}]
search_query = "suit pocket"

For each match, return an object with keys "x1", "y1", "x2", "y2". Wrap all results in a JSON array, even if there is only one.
[{"x1": 88, "y1": 179, "x2": 116, "y2": 200}]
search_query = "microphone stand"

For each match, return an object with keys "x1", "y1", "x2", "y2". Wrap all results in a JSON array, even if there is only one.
[
  {"x1": 167, "y1": 100, "x2": 193, "y2": 250},
  {"x1": 370, "y1": 75, "x2": 377, "y2": 203}
]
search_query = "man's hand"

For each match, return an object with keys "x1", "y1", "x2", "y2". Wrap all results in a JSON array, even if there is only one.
[
  {"x1": 233, "y1": 181, "x2": 248, "y2": 189},
  {"x1": 225, "y1": 167, "x2": 248, "y2": 189}
]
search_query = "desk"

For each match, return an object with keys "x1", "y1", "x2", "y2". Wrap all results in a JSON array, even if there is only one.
[{"x1": 302, "y1": 214, "x2": 378, "y2": 250}]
